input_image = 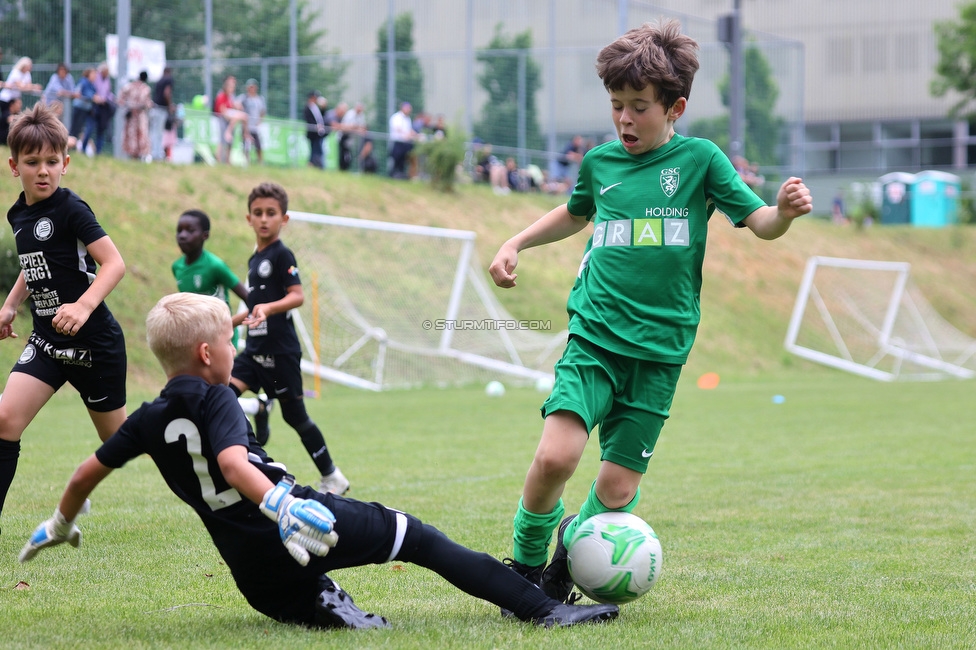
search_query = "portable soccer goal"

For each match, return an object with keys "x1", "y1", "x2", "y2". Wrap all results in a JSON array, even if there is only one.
[
  {"x1": 286, "y1": 211, "x2": 566, "y2": 391},
  {"x1": 784, "y1": 256, "x2": 976, "y2": 381}
]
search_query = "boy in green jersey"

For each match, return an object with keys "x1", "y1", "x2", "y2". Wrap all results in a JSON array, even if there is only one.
[
  {"x1": 173, "y1": 209, "x2": 272, "y2": 444},
  {"x1": 488, "y1": 20, "x2": 813, "y2": 602}
]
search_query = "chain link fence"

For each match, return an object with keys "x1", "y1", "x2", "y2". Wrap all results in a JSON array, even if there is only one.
[{"x1": 1, "y1": 0, "x2": 803, "y2": 177}]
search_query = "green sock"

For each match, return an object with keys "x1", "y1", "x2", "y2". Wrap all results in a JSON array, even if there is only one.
[
  {"x1": 562, "y1": 481, "x2": 641, "y2": 545},
  {"x1": 512, "y1": 497, "x2": 565, "y2": 567}
]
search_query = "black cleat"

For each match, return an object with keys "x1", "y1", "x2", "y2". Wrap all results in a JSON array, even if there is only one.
[
  {"x1": 500, "y1": 558, "x2": 545, "y2": 619},
  {"x1": 532, "y1": 602, "x2": 619, "y2": 628},
  {"x1": 254, "y1": 396, "x2": 272, "y2": 446},
  {"x1": 540, "y1": 514, "x2": 578, "y2": 603},
  {"x1": 315, "y1": 581, "x2": 391, "y2": 629}
]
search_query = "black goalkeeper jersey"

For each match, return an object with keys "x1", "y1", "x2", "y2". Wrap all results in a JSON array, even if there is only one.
[{"x1": 94, "y1": 375, "x2": 404, "y2": 625}]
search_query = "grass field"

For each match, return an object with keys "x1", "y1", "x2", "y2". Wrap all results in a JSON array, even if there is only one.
[
  {"x1": 1, "y1": 372, "x2": 974, "y2": 649},
  {"x1": 0, "y1": 148, "x2": 975, "y2": 647}
]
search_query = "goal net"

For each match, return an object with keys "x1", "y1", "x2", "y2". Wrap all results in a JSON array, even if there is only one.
[
  {"x1": 784, "y1": 256, "x2": 976, "y2": 381},
  {"x1": 285, "y1": 211, "x2": 566, "y2": 391}
]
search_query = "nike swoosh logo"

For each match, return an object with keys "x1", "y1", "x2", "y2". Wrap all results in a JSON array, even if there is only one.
[
  {"x1": 600, "y1": 182, "x2": 622, "y2": 195},
  {"x1": 274, "y1": 387, "x2": 289, "y2": 395},
  {"x1": 87, "y1": 395, "x2": 109, "y2": 404},
  {"x1": 641, "y1": 449, "x2": 653, "y2": 458}
]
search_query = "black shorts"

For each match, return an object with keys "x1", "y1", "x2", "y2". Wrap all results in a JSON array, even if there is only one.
[
  {"x1": 232, "y1": 352, "x2": 304, "y2": 400},
  {"x1": 216, "y1": 484, "x2": 418, "y2": 626},
  {"x1": 12, "y1": 322, "x2": 127, "y2": 412}
]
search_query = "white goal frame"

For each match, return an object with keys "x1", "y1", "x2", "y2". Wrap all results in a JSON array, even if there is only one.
[
  {"x1": 287, "y1": 211, "x2": 565, "y2": 391},
  {"x1": 784, "y1": 256, "x2": 976, "y2": 381}
]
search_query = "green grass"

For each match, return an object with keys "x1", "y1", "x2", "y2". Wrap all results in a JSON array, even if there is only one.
[
  {"x1": 1, "y1": 149, "x2": 975, "y2": 647},
  {"x1": 2, "y1": 374, "x2": 974, "y2": 649}
]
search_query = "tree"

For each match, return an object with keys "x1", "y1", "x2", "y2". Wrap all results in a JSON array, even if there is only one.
[
  {"x1": 372, "y1": 12, "x2": 424, "y2": 132},
  {"x1": 473, "y1": 25, "x2": 544, "y2": 151},
  {"x1": 932, "y1": 1, "x2": 976, "y2": 117},
  {"x1": 211, "y1": 0, "x2": 344, "y2": 120},
  {"x1": 688, "y1": 44, "x2": 783, "y2": 168}
]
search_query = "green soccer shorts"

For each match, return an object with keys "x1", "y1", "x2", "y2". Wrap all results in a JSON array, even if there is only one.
[{"x1": 541, "y1": 335, "x2": 682, "y2": 473}]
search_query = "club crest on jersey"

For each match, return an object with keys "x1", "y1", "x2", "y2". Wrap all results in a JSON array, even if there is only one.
[
  {"x1": 34, "y1": 218, "x2": 54, "y2": 241},
  {"x1": 258, "y1": 259, "x2": 273, "y2": 278},
  {"x1": 660, "y1": 167, "x2": 679, "y2": 197}
]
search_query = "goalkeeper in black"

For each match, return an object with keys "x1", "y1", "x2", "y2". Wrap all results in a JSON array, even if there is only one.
[{"x1": 18, "y1": 293, "x2": 618, "y2": 630}]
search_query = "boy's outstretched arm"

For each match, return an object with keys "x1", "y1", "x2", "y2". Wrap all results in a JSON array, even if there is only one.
[
  {"x1": 52, "y1": 236, "x2": 126, "y2": 336},
  {"x1": 19, "y1": 454, "x2": 113, "y2": 562},
  {"x1": 741, "y1": 176, "x2": 813, "y2": 241},
  {"x1": 0, "y1": 271, "x2": 29, "y2": 340},
  {"x1": 489, "y1": 204, "x2": 588, "y2": 288},
  {"x1": 219, "y1": 445, "x2": 338, "y2": 566}
]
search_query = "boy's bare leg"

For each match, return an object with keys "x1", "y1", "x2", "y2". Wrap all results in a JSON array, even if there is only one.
[
  {"x1": 521, "y1": 411, "x2": 588, "y2": 514},
  {"x1": 88, "y1": 407, "x2": 127, "y2": 442}
]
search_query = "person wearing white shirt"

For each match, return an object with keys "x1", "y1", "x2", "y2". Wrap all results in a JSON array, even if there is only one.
[{"x1": 388, "y1": 101, "x2": 416, "y2": 179}]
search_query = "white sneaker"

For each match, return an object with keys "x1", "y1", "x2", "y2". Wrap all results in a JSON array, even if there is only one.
[{"x1": 319, "y1": 467, "x2": 350, "y2": 495}]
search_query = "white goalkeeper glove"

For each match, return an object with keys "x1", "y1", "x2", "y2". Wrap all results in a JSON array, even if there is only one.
[
  {"x1": 260, "y1": 476, "x2": 338, "y2": 566},
  {"x1": 19, "y1": 499, "x2": 91, "y2": 563}
]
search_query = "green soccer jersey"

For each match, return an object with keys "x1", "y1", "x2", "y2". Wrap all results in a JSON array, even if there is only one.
[
  {"x1": 172, "y1": 249, "x2": 241, "y2": 307},
  {"x1": 565, "y1": 134, "x2": 766, "y2": 364}
]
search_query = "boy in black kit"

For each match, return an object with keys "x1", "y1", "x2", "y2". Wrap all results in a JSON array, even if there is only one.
[
  {"x1": 230, "y1": 182, "x2": 349, "y2": 494},
  {"x1": 0, "y1": 103, "x2": 127, "y2": 533},
  {"x1": 20, "y1": 292, "x2": 618, "y2": 630}
]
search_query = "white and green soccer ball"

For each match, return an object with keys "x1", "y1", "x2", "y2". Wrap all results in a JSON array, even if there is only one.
[{"x1": 566, "y1": 512, "x2": 662, "y2": 605}]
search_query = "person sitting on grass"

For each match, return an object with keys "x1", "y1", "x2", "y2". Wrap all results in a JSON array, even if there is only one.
[{"x1": 19, "y1": 292, "x2": 620, "y2": 630}]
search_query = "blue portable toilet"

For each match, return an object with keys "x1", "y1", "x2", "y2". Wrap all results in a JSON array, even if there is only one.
[
  {"x1": 911, "y1": 170, "x2": 960, "y2": 227},
  {"x1": 879, "y1": 172, "x2": 914, "y2": 225}
]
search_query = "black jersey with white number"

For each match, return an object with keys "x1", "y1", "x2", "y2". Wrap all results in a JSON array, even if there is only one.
[
  {"x1": 94, "y1": 374, "x2": 405, "y2": 626},
  {"x1": 7, "y1": 187, "x2": 118, "y2": 344},
  {"x1": 95, "y1": 375, "x2": 281, "y2": 529},
  {"x1": 243, "y1": 239, "x2": 301, "y2": 355}
]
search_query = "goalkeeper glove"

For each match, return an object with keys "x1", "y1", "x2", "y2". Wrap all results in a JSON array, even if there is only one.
[
  {"x1": 19, "y1": 500, "x2": 90, "y2": 563},
  {"x1": 260, "y1": 476, "x2": 338, "y2": 566}
]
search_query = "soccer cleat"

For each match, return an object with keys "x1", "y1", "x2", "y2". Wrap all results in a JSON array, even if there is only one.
[
  {"x1": 319, "y1": 467, "x2": 350, "y2": 495},
  {"x1": 540, "y1": 514, "x2": 578, "y2": 603},
  {"x1": 315, "y1": 581, "x2": 391, "y2": 629},
  {"x1": 499, "y1": 557, "x2": 545, "y2": 618},
  {"x1": 254, "y1": 396, "x2": 273, "y2": 446},
  {"x1": 531, "y1": 602, "x2": 618, "y2": 628}
]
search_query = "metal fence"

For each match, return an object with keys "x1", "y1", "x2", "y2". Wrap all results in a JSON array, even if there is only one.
[{"x1": 2, "y1": 0, "x2": 804, "y2": 176}]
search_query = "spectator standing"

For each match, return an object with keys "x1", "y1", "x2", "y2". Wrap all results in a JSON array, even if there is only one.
[
  {"x1": 42, "y1": 63, "x2": 77, "y2": 119},
  {"x1": 118, "y1": 71, "x2": 154, "y2": 161},
  {"x1": 388, "y1": 101, "x2": 416, "y2": 179},
  {"x1": 339, "y1": 102, "x2": 368, "y2": 171},
  {"x1": 88, "y1": 63, "x2": 116, "y2": 155},
  {"x1": 239, "y1": 79, "x2": 266, "y2": 164},
  {"x1": 150, "y1": 66, "x2": 175, "y2": 161},
  {"x1": 303, "y1": 90, "x2": 326, "y2": 169},
  {"x1": 0, "y1": 57, "x2": 42, "y2": 112},
  {"x1": 70, "y1": 68, "x2": 96, "y2": 147}
]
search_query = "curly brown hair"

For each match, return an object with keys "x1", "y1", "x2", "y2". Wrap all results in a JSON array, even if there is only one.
[{"x1": 595, "y1": 19, "x2": 700, "y2": 110}]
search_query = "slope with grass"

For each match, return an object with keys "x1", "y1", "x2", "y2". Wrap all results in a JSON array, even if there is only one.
[{"x1": 1, "y1": 152, "x2": 974, "y2": 386}]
